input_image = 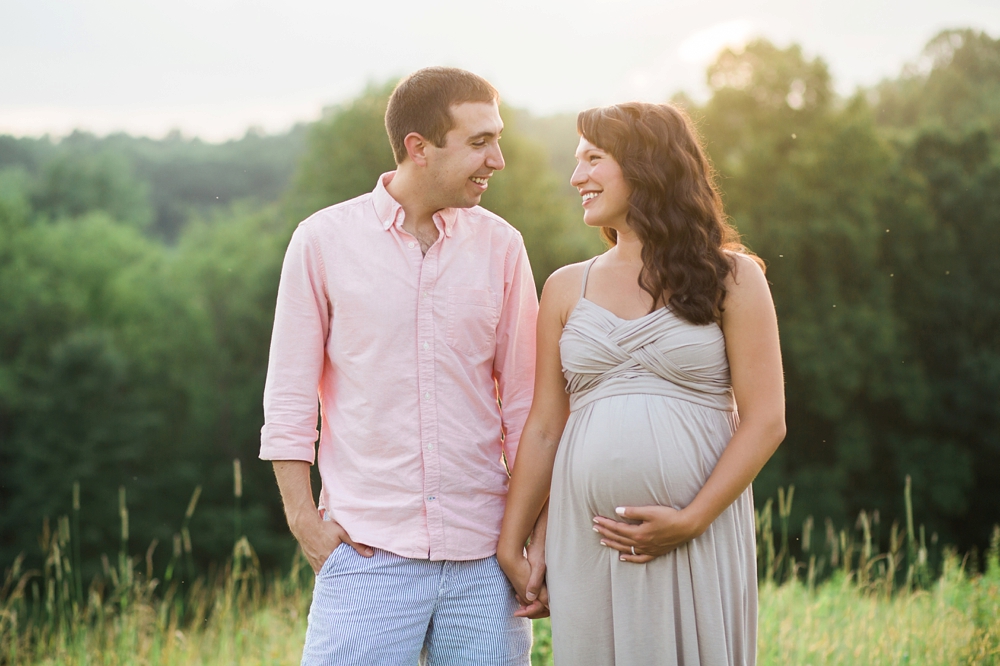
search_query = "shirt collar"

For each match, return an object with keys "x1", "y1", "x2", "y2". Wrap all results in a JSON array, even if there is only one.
[{"x1": 372, "y1": 171, "x2": 458, "y2": 238}]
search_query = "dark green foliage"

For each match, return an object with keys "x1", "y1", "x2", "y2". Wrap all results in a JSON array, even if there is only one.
[
  {"x1": 124, "y1": 127, "x2": 307, "y2": 242},
  {"x1": 0, "y1": 127, "x2": 307, "y2": 243},
  {"x1": 0, "y1": 143, "x2": 297, "y2": 570},
  {"x1": 0, "y1": 211, "x2": 197, "y2": 575},
  {"x1": 167, "y1": 206, "x2": 297, "y2": 562},
  {"x1": 896, "y1": 127, "x2": 1000, "y2": 546},
  {"x1": 33, "y1": 151, "x2": 152, "y2": 228}
]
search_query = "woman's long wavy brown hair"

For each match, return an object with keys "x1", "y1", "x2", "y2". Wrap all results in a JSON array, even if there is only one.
[{"x1": 577, "y1": 102, "x2": 760, "y2": 325}]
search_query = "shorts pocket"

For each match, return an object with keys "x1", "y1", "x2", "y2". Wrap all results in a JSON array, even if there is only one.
[
  {"x1": 446, "y1": 287, "x2": 500, "y2": 356},
  {"x1": 317, "y1": 543, "x2": 347, "y2": 578}
]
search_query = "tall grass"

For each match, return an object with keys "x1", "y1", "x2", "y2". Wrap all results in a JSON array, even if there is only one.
[{"x1": 2, "y1": 469, "x2": 999, "y2": 665}]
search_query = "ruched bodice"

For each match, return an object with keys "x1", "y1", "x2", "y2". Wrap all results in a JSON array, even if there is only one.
[{"x1": 560, "y1": 297, "x2": 735, "y2": 413}]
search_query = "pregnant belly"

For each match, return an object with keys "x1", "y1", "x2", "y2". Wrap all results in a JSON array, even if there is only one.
[{"x1": 552, "y1": 393, "x2": 737, "y2": 520}]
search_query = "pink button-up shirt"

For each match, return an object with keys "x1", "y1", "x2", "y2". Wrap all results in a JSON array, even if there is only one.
[{"x1": 260, "y1": 173, "x2": 538, "y2": 561}]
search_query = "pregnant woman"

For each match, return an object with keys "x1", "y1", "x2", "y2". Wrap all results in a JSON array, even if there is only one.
[{"x1": 498, "y1": 102, "x2": 785, "y2": 665}]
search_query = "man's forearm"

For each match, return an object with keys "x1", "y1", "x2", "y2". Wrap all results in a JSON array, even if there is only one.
[{"x1": 272, "y1": 460, "x2": 321, "y2": 537}]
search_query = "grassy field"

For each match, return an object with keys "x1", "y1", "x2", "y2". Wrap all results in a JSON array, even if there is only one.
[
  {"x1": 3, "y1": 482, "x2": 999, "y2": 665},
  {"x1": 4, "y1": 567, "x2": 998, "y2": 665},
  {"x1": 5, "y1": 545, "x2": 999, "y2": 665}
]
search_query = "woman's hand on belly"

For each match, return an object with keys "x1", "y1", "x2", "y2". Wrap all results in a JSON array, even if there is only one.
[{"x1": 591, "y1": 505, "x2": 705, "y2": 563}]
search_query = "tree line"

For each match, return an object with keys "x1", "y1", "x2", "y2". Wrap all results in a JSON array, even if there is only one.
[{"x1": 1, "y1": 29, "x2": 998, "y2": 576}]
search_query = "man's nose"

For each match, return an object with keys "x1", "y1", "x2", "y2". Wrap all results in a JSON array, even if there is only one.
[{"x1": 487, "y1": 143, "x2": 505, "y2": 171}]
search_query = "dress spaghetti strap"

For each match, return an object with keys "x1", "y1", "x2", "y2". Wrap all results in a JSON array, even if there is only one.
[{"x1": 580, "y1": 257, "x2": 599, "y2": 300}]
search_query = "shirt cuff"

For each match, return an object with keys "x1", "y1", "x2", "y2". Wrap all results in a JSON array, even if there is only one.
[{"x1": 259, "y1": 423, "x2": 318, "y2": 463}]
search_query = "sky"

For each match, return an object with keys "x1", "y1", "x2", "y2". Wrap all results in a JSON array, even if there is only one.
[{"x1": 2, "y1": 0, "x2": 999, "y2": 142}]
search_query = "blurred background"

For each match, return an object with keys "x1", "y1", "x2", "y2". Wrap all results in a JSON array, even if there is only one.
[{"x1": 2, "y1": 1, "x2": 1000, "y2": 579}]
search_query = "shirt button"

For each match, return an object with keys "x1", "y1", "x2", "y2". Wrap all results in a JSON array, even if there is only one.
[
  {"x1": 408, "y1": 241, "x2": 416, "y2": 249},
  {"x1": 423, "y1": 342, "x2": 429, "y2": 350},
  {"x1": 424, "y1": 392, "x2": 430, "y2": 399},
  {"x1": 428, "y1": 496, "x2": 436, "y2": 501},
  {"x1": 427, "y1": 443, "x2": 434, "y2": 450},
  {"x1": 422, "y1": 291, "x2": 428, "y2": 297}
]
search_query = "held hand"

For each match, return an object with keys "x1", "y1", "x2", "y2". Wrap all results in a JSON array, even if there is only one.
[
  {"x1": 517, "y1": 535, "x2": 550, "y2": 619},
  {"x1": 592, "y1": 505, "x2": 704, "y2": 564},
  {"x1": 294, "y1": 513, "x2": 373, "y2": 574},
  {"x1": 523, "y1": 511, "x2": 548, "y2": 604},
  {"x1": 498, "y1": 549, "x2": 550, "y2": 619}
]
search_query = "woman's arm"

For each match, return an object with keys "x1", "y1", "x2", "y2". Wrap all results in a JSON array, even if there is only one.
[
  {"x1": 593, "y1": 254, "x2": 786, "y2": 561},
  {"x1": 497, "y1": 265, "x2": 576, "y2": 602}
]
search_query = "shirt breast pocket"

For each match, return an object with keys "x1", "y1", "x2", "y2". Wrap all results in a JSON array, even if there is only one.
[{"x1": 446, "y1": 287, "x2": 500, "y2": 357}]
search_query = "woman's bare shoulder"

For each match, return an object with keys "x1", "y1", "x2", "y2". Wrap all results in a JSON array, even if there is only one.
[
  {"x1": 725, "y1": 252, "x2": 766, "y2": 286},
  {"x1": 723, "y1": 252, "x2": 772, "y2": 315},
  {"x1": 541, "y1": 259, "x2": 597, "y2": 321},
  {"x1": 545, "y1": 260, "x2": 591, "y2": 293}
]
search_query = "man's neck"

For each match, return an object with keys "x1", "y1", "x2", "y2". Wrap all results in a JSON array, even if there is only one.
[
  {"x1": 385, "y1": 167, "x2": 440, "y2": 230},
  {"x1": 386, "y1": 167, "x2": 441, "y2": 254}
]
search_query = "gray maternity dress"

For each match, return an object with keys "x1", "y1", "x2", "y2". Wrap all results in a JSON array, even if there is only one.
[{"x1": 546, "y1": 258, "x2": 757, "y2": 665}]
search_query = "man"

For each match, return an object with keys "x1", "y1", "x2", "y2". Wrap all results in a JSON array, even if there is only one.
[{"x1": 260, "y1": 67, "x2": 543, "y2": 665}]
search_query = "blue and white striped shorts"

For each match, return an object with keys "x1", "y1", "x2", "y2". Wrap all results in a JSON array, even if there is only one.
[{"x1": 301, "y1": 544, "x2": 532, "y2": 666}]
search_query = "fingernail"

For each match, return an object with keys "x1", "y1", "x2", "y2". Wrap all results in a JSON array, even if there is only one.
[
  {"x1": 526, "y1": 592, "x2": 536, "y2": 601},
  {"x1": 620, "y1": 555, "x2": 626, "y2": 561},
  {"x1": 593, "y1": 527, "x2": 599, "y2": 533},
  {"x1": 600, "y1": 541, "x2": 607, "y2": 547},
  {"x1": 592, "y1": 517, "x2": 600, "y2": 523},
  {"x1": 615, "y1": 507, "x2": 626, "y2": 516}
]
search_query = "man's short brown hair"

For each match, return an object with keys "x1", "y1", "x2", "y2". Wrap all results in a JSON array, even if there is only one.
[{"x1": 385, "y1": 67, "x2": 500, "y2": 164}]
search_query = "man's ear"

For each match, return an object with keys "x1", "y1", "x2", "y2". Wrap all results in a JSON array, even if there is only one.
[{"x1": 403, "y1": 132, "x2": 430, "y2": 167}]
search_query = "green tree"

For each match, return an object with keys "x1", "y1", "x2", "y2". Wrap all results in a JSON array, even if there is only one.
[
  {"x1": 167, "y1": 204, "x2": 295, "y2": 562},
  {"x1": 873, "y1": 29, "x2": 1000, "y2": 132},
  {"x1": 289, "y1": 81, "x2": 397, "y2": 221},
  {"x1": 32, "y1": 149, "x2": 152, "y2": 229},
  {"x1": 696, "y1": 39, "x2": 968, "y2": 537},
  {"x1": 691, "y1": 35, "x2": 1000, "y2": 550},
  {"x1": 894, "y1": 126, "x2": 1000, "y2": 545},
  {"x1": 0, "y1": 212, "x2": 198, "y2": 572}
]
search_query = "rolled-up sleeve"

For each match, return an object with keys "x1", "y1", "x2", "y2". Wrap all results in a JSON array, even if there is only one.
[
  {"x1": 259, "y1": 222, "x2": 330, "y2": 462},
  {"x1": 493, "y1": 233, "x2": 538, "y2": 470}
]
